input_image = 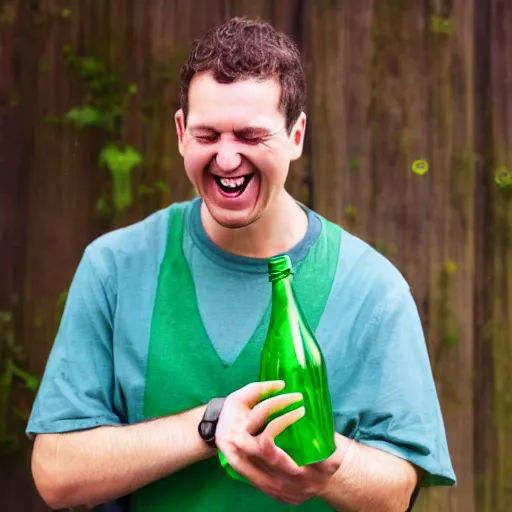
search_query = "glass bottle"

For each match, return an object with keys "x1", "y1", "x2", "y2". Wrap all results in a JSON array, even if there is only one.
[
  {"x1": 219, "y1": 254, "x2": 336, "y2": 481},
  {"x1": 258, "y1": 254, "x2": 336, "y2": 466}
]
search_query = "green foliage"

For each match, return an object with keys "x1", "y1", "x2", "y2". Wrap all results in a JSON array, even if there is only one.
[
  {"x1": 438, "y1": 260, "x2": 459, "y2": 349},
  {"x1": 494, "y1": 166, "x2": 512, "y2": 188},
  {"x1": 371, "y1": 241, "x2": 397, "y2": 258},
  {"x1": 344, "y1": 205, "x2": 357, "y2": 221},
  {"x1": 430, "y1": 16, "x2": 453, "y2": 36},
  {"x1": 0, "y1": 3, "x2": 16, "y2": 24},
  {"x1": 62, "y1": 45, "x2": 128, "y2": 132},
  {"x1": 411, "y1": 159, "x2": 429, "y2": 176},
  {"x1": 99, "y1": 144, "x2": 143, "y2": 212},
  {"x1": 0, "y1": 311, "x2": 40, "y2": 457},
  {"x1": 65, "y1": 106, "x2": 116, "y2": 130},
  {"x1": 55, "y1": 289, "x2": 69, "y2": 324},
  {"x1": 62, "y1": 45, "x2": 146, "y2": 214},
  {"x1": 137, "y1": 180, "x2": 169, "y2": 198},
  {"x1": 96, "y1": 196, "x2": 111, "y2": 219},
  {"x1": 444, "y1": 260, "x2": 457, "y2": 275}
]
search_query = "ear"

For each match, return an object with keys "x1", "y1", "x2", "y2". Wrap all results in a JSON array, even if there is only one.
[
  {"x1": 290, "y1": 112, "x2": 307, "y2": 161},
  {"x1": 175, "y1": 109, "x2": 186, "y2": 156}
]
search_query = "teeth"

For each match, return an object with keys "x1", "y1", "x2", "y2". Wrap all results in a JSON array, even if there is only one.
[{"x1": 220, "y1": 177, "x2": 245, "y2": 188}]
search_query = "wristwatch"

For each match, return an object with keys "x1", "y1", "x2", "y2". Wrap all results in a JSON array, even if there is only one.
[{"x1": 198, "y1": 397, "x2": 226, "y2": 447}]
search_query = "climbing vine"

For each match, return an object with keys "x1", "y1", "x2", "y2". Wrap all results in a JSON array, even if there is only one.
[
  {"x1": 0, "y1": 312, "x2": 40, "y2": 456},
  {"x1": 61, "y1": 45, "x2": 144, "y2": 216}
]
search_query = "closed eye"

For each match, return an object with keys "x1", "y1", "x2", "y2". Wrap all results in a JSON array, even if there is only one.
[
  {"x1": 195, "y1": 135, "x2": 219, "y2": 144},
  {"x1": 238, "y1": 135, "x2": 262, "y2": 144}
]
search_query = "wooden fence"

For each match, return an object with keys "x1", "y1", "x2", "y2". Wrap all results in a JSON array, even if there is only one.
[{"x1": 0, "y1": 1, "x2": 511, "y2": 511}]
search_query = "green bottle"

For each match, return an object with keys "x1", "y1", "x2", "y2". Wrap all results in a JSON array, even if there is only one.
[
  {"x1": 219, "y1": 254, "x2": 336, "y2": 480},
  {"x1": 259, "y1": 254, "x2": 336, "y2": 465}
]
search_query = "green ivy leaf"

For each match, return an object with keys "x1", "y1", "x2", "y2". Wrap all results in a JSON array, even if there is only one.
[
  {"x1": 411, "y1": 159, "x2": 429, "y2": 176},
  {"x1": 98, "y1": 145, "x2": 144, "y2": 212},
  {"x1": 494, "y1": 167, "x2": 512, "y2": 188},
  {"x1": 64, "y1": 106, "x2": 113, "y2": 130},
  {"x1": 444, "y1": 260, "x2": 457, "y2": 275},
  {"x1": 344, "y1": 205, "x2": 357, "y2": 221},
  {"x1": 154, "y1": 179, "x2": 169, "y2": 192},
  {"x1": 431, "y1": 16, "x2": 453, "y2": 36},
  {"x1": 98, "y1": 144, "x2": 143, "y2": 174},
  {"x1": 9, "y1": 362, "x2": 40, "y2": 391}
]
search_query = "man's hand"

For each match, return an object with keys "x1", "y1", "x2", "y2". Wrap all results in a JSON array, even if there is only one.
[{"x1": 215, "y1": 381, "x2": 343, "y2": 506}]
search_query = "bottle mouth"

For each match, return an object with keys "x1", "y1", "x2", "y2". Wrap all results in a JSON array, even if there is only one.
[{"x1": 268, "y1": 254, "x2": 294, "y2": 282}]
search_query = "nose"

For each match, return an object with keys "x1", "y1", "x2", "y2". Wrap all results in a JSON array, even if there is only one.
[{"x1": 215, "y1": 140, "x2": 242, "y2": 172}]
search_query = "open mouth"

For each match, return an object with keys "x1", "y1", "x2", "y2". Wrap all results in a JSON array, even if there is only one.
[{"x1": 212, "y1": 173, "x2": 254, "y2": 196}]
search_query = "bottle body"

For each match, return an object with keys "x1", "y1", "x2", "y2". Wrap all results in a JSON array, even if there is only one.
[{"x1": 259, "y1": 261, "x2": 336, "y2": 466}]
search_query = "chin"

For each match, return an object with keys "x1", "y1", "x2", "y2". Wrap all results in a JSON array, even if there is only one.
[
  {"x1": 206, "y1": 203, "x2": 263, "y2": 230},
  {"x1": 211, "y1": 212, "x2": 256, "y2": 230}
]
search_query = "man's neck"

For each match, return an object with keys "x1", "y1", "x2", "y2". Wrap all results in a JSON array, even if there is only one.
[{"x1": 200, "y1": 193, "x2": 309, "y2": 259}]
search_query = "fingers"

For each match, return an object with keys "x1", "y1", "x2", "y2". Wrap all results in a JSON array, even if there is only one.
[
  {"x1": 232, "y1": 380, "x2": 286, "y2": 408},
  {"x1": 264, "y1": 406, "x2": 305, "y2": 439},
  {"x1": 247, "y1": 392, "x2": 303, "y2": 435}
]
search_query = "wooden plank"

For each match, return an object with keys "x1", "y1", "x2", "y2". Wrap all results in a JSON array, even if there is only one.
[
  {"x1": 303, "y1": 0, "x2": 349, "y2": 224},
  {"x1": 0, "y1": 2, "x2": 53, "y2": 510},
  {"x1": 398, "y1": 0, "x2": 432, "y2": 319},
  {"x1": 416, "y1": 0, "x2": 476, "y2": 510},
  {"x1": 473, "y1": 0, "x2": 494, "y2": 510},
  {"x1": 366, "y1": 0, "x2": 410, "y2": 272},
  {"x1": 0, "y1": 0, "x2": 27, "y2": 312},
  {"x1": 483, "y1": 2, "x2": 512, "y2": 510}
]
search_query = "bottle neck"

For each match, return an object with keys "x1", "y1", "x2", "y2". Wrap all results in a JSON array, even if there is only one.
[
  {"x1": 269, "y1": 267, "x2": 293, "y2": 283},
  {"x1": 271, "y1": 274, "x2": 295, "y2": 307}
]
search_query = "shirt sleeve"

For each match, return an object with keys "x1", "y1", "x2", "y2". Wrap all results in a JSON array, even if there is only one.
[
  {"x1": 26, "y1": 244, "x2": 122, "y2": 438},
  {"x1": 342, "y1": 286, "x2": 456, "y2": 488}
]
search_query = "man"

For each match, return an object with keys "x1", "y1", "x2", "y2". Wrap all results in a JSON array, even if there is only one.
[{"x1": 27, "y1": 16, "x2": 455, "y2": 511}]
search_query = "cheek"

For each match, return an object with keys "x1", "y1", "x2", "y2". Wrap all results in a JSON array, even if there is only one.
[
  {"x1": 183, "y1": 143, "x2": 213, "y2": 176},
  {"x1": 247, "y1": 146, "x2": 289, "y2": 182}
]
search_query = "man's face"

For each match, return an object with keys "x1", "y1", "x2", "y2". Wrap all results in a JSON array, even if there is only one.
[{"x1": 175, "y1": 71, "x2": 306, "y2": 229}]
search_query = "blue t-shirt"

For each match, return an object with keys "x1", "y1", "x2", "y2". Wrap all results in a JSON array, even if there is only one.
[{"x1": 27, "y1": 198, "x2": 456, "y2": 508}]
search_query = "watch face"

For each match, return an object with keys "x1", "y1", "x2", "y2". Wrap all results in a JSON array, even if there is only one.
[{"x1": 199, "y1": 421, "x2": 215, "y2": 442}]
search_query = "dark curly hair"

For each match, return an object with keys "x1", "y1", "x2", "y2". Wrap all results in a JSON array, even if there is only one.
[{"x1": 179, "y1": 16, "x2": 306, "y2": 132}]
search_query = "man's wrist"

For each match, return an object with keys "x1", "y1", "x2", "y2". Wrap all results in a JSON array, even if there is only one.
[
  {"x1": 198, "y1": 397, "x2": 226, "y2": 448},
  {"x1": 316, "y1": 434, "x2": 354, "y2": 501},
  {"x1": 183, "y1": 406, "x2": 217, "y2": 460}
]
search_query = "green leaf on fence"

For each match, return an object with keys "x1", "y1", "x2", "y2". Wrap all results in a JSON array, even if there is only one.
[{"x1": 99, "y1": 144, "x2": 144, "y2": 212}]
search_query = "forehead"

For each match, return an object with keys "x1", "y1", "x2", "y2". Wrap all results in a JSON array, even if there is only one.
[{"x1": 187, "y1": 71, "x2": 284, "y2": 129}]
